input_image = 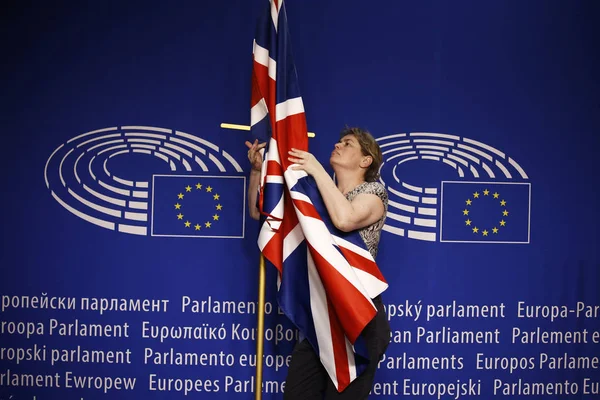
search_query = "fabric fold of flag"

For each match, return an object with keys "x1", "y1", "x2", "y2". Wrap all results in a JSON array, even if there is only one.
[{"x1": 250, "y1": 0, "x2": 388, "y2": 392}]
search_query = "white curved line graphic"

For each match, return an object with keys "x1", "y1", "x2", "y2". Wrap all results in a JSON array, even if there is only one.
[
  {"x1": 59, "y1": 148, "x2": 74, "y2": 187},
  {"x1": 222, "y1": 150, "x2": 244, "y2": 172},
  {"x1": 103, "y1": 158, "x2": 110, "y2": 177},
  {"x1": 74, "y1": 151, "x2": 85, "y2": 185},
  {"x1": 410, "y1": 132, "x2": 460, "y2": 140},
  {"x1": 209, "y1": 154, "x2": 226, "y2": 172},
  {"x1": 509, "y1": 158, "x2": 528, "y2": 179},
  {"x1": 51, "y1": 191, "x2": 115, "y2": 230},
  {"x1": 67, "y1": 127, "x2": 116, "y2": 144},
  {"x1": 380, "y1": 140, "x2": 410, "y2": 148},
  {"x1": 83, "y1": 184, "x2": 126, "y2": 207},
  {"x1": 130, "y1": 144, "x2": 156, "y2": 150},
  {"x1": 164, "y1": 142, "x2": 193, "y2": 158},
  {"x1": 98, "y1": 144, "x2": 128, "y2": 156},
  {"x1": 77, "y1": 133, "x2": 122, "y2": 148},
  {"x1": 122, "y1": 126, "x2": 171, "y2": 133},
  {"x1": 463, "y1": 137, "x2": 505, "y2": 158},
  {"x1": 413, "y1": 139, "x2": 455, "y2": 146},
  {"x1": 452, "y1": 149, "x2": 480, "y2": 165},
  {"x1": 88, "y1": 139, "x2": 124, "y2": 152},
  {"x1": 68, "y1": 188, "x2": 121, "y2": 218},
  {"x1": 128, "y1": 138, "x2": 161, "y2": 145},
  {"x1": 495, "y1": 159, "x2": 512, "y2": 178},
  {"x1": 388, "y1": 186, "x2": 419, "y2": 203},
  {"x1": 169, "y1": 137, "x2": 207, "y2": 155},
  {"x1": 176, "y1": 131, "x2": 219, "y2": 152},
  {"x1": 89, "y1": 156, "x2": 97, "y2": 181},
  {"x1": 376, "y1": 133, "x2": 406, "y2": 141},
  {"x1": 124, "y1": 132, "x2": 167, "y2": 140}
]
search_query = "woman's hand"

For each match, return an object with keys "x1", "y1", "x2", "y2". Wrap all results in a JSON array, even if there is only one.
[
  {"x1": 245, "y1": 139, "x2": 266, "y2": 172},
  {"x1": 288, "y1": 148, "x2": 324, "y2": 177}
]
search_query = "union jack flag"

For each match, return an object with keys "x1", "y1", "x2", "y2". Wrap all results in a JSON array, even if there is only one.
[{"x1": 250, "y1": 0, "x2": 388, "y2": 391}]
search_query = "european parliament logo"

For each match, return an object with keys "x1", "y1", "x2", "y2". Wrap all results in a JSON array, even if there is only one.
[
  {"x1": 376, "y1": 132, "x2": 531, "y2": 244},
  {"x1": 44, "y1": 126, "x2": 246, "y2": 238}
]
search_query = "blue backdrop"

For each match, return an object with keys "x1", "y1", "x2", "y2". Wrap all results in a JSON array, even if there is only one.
[{"x1": 1, "y1": 1, "x2": 599, "y2": 399}]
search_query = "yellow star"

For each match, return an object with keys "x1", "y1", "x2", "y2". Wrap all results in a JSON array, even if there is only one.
[
  {"x1": 465, "y1": 219, "x2": 472, "y2": 226},
  {"x1": 205, "y1": 221, "x2": 212, "y2": 228},
  {"x1": 483, "y1": 189, "x2": 490, "y2": 196},
  {"x1": 500, "y1": 220, "x2": 506, "y2": 227},
  {"x1": 177, "y1": 213, "x2": 184, "y2": 220},
  {"x1": 213, "y1": 214, "x2": 219, "y2": 221},
  {"x1": 473, "y1": 192, "x2": 480, "y2": 198},
  {"x1": 213, "y1": 193, "x2": 220, "y2": 200},
  {"x1": 482, "y1": 230, "x2": 489, "y2": 236},
  {"x1": 493, "y1": 192, "x2": 500, "y2": 199},
  {"x1": 500, "y1": 199, "x2": 507, "y2": 206},
  {"x1": 185, "y1": 185, "x2": 192, "y2": 192},
  {"x1": 502, "y1": 210, "x2": 509, "y2": 216},
  {"x1": 472, "y1": 226, "x2": 479, "y2": 234},
  {"x1": 206, "y1": 186, "x2": 213, "y2": 192},
  {"x1": 184, "y1": 221, "x2": 191, "y2": 228},
  {"x1": 492, "y1": 227, "x2": 499, "y2": 234},
  {"x1": 195, "y1": 224, "x2": 201, "y2": 231},
  {"x1": 463, "y1": 209, "x2": 469, "y2": 216},
  {"x1": 216, "y1": 204, "x2": 223, "y2": 210},
  {"x1": 466, "y1": 199, "x2": 472, "y2": 206},
  {"x1": 177, "y1": 193, "x2": 184, "y2": 199},
  {"x1": 196, "y1": 183, "x2": 202, "y2": 189},
  {"x1": 175, "y1": 203, "x2": 181, "y2": 210}
]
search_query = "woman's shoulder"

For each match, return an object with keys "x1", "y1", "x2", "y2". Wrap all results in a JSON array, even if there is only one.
[{"x1": 358, "y1": 181, "x2": 388, "y2": 200}]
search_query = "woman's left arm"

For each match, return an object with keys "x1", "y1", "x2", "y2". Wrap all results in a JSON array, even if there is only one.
[{"x1": 288, "y1": 149, "x2": 384, "y2": 232}]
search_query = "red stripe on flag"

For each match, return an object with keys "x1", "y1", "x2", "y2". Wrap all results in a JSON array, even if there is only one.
[
  {"x1": 261, "y1": 231, "x2": 283, "y2": 274},
  {"x1": 337, "y1": 246, "x2": 386, "y2": 283},
  {"x1": 307, "y1": 243, "x2": 376, "y2": 342},
  {"x1": 281, "y1": 190, "x2": 299, "y2": 238},
  {"x1": 250, "y1": 69, "x2": 265, "y2": 110},
  {"x1": 260, "y1": 191, "x2": 299, "y2": 269},
  {"x1": 327, "y1": 296, "x2": 350, "y2": 391},
  {"x1": 292, "y1": 198, "x2": 321, "y2": 220},
  {"x1": 274, "y1": 113, "x2": 308, "y2": 170},
  {"x1": 252, "y1": 60, "x2": 277, "y2": 129},
  {"x1": 265, "y1": 160, "x2": 282, "y2": 176}
]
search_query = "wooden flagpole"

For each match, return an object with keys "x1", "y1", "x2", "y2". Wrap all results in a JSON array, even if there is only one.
[
  {"x1": 218, "y1": 121, "x2": 315, "y2": 399},
  {"x1": 254, "y1": 253, "x2": 267, "y2": 399}
]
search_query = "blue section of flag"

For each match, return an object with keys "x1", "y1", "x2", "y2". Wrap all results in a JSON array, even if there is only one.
[
  {"x1": 441, "y1": 181, "x2": 530, "y2": 243},
  {"x1": 151, "y1": 175, "x2": 245, "y2": 238}
]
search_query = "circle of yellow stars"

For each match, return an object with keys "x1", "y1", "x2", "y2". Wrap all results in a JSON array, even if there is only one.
[
  {"x1": 174, "y1": 182, "x2": 223, "y2": 231},
  {"x1": 462, "y1": 189, "x2": 509, "y2": 237}
]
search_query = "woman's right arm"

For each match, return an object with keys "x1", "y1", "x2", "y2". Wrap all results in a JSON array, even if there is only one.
[
  {"x1": 245, "y1": 139, "x2": 266, "y2": 221},
  {"x1": 248, "y1": 168, "x2": 261, "y2": 220}
]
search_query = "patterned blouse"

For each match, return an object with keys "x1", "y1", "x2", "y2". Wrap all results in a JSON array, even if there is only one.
[{"x1": 344, "y1": 181, "x2": 388, "y2": 259}]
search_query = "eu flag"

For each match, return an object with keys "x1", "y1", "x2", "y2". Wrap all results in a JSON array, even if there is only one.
[
  {"x1": 151, "y1": 175, "x2": 245, "y2": 238},
  {"x1": 440, "y1": 181, "x2": 530, "y2": 243}
]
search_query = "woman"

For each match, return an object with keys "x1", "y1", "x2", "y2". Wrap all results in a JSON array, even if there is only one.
[{"x1": 245, "y1": 127, "x2": 390, "y2": 399}]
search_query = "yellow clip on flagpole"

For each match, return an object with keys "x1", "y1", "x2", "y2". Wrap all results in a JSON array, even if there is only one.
[{"x1": 221, "y1": 123, "x2": 315, "y2": 137}]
